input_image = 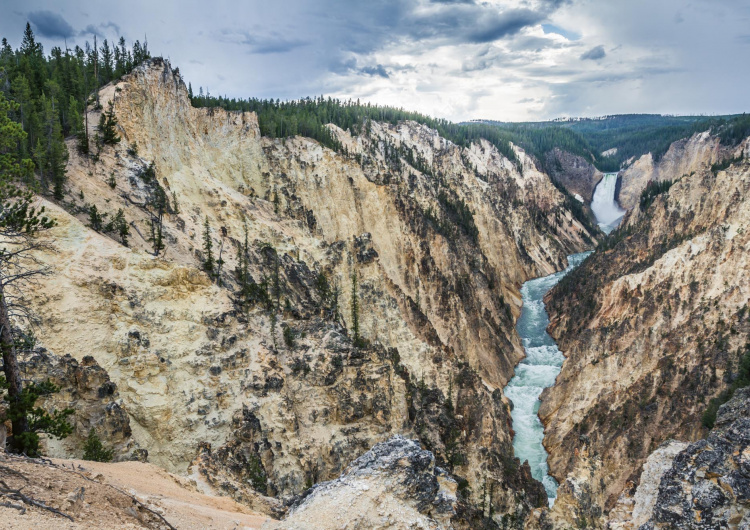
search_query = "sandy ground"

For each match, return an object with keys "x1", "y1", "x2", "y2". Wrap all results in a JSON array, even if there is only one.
[{"x1": 0, "y1": 453, "x2": 268, "y2": 529}]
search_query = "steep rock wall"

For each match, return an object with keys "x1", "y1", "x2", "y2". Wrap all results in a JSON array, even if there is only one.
[
  {"x1": 617, "y1": 132, "x2": 722, "y2": 210},
  {"x1": 539, "y1": 137, "x2": 750, "y2": 527},
  {"x1": 20, "y1": 59, "x2": 593, "y2": 522}
]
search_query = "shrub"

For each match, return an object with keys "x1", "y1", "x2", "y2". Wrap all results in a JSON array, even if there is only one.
[
  {"x1": 82, "y1": 428, "x2": 114, "y2": 462},
  {"x1": 0, "y1": 378, "x2": 74, "y2": 456}
]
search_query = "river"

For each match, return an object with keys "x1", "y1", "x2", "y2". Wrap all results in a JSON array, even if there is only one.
[{"x1": 503, "y1": 251, "x2": 591, "y2": 505}]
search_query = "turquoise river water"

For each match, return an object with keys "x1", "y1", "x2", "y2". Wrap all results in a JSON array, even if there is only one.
[{"x1": 503, "y1": 251, "x2": 592, "y2": 505}]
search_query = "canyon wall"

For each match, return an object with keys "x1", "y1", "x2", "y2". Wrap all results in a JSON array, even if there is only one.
[
  {"x1": 539, "y1": 134, "x2": 750, "y2": 527},
  {"x1": 19, "y1": 59, "x2": 594, "y2": 524},
  {"x1": 617, "y1": 132, "x2": 723, "y2": 210}
]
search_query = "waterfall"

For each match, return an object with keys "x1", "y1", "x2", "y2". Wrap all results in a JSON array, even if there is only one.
[{"x1": 591, "y1": 173, "x2": 626, "y2": 234}]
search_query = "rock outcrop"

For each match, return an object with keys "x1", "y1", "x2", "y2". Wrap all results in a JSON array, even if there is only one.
[
  {"x1": 10, "y1": 58, "x2": 595, "y2": 524},
  {"x1": 540, "y1": 135, "x2": 750, "y2": 527},
  {"x1": 610, "y1": 387, "x2": 750, "y2": 529},
  {"x1": 18, "y1": 349, "x2": 137, "y2": 460},
  {"x1": 544, "y1": 147, "x2": 603, "y2": 203},
  {"x1": 617, "y1": 132, "x2": 722, "y2": 210},
  {"x1": 266, "y1": 435, "x2": 457, "y2": 529}
]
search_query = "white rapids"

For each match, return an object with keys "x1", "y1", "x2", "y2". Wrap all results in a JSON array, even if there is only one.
[{"x1": 503, "y1": 251, "x2": 591, "y2": 505}]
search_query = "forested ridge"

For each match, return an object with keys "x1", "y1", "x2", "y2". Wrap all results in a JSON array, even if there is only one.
[
  {"x1": 482, "y1": 113, "x2": 750, "y2": 172},
  {"x1": 190, "y1": 91, "x2": 527, "y2": 169},
  {"x1": 0, "y1": 23, "x2": 150, "y2": 199}
]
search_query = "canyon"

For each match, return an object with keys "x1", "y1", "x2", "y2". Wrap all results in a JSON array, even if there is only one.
[
  {"x1": 6, "y1": 58, "x2": 593, "y2": 527},
  {"x1": 2, "y1": 57, "x2": 749, "y2": 529}
]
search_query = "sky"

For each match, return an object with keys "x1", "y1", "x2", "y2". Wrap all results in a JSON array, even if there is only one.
[{"x1": 1, "y1": 0, "x2": 748, "y2": 122}]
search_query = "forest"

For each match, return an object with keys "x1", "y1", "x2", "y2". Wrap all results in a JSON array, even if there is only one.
[
  {"x1": 484, "y1": 113, "x2": 749, "y2": 172},
  {"x1": 0, "y1": 23, "x2": 150, "y2": 199}
]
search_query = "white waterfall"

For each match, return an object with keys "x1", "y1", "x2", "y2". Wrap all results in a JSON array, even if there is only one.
[{"x1": 591, "y1": 173, "x2": 626, "y2": 234}]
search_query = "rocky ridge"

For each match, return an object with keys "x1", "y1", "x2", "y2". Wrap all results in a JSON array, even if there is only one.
[
  {"x1": 266, "y1": 435, "x2": 457, "y2": 529},
  {"x1": 609, "y1": 387, "x2": 750, "y2": 529}
]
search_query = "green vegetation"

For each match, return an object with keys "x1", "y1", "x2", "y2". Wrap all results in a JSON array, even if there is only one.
[
  {"x1": 702, "y1": 343, "x2": 750, "y2": 429},
  {"x1": 350, "y1": 271, "x2": 363, "y2": 347},
  {"x1": 485, "y1": 113, "x2": 749, "y2": 172},
  {"x1": 283, "y1": 325, "x2": 296, "y2": 349},
  {"x1": 97, "y1": 99, "x2": 120, "y2": 145},
  {"x1": 202, "y1": 216, "x2": 214, "y2": 276},
  {"x1": 711, "y1": 154, "x2": 744, "y2": 174},
  {"x1": 82, "y1": 427, "x2": 114, "y2": 462},
  {"x1": 246, "y1": 452, "x2": 268, "y2": 494},
  {"x1": 0, "y1": 378, "x2": 74, "y2": 456},
  {"x1": 105, "y1": 208, "x2": 130, "y2": 246},
  {"x1": 717, "y1": 113, "x2": 750, "y2": 146},
  {"x1": 639, "y1": 179, "x2": 673, "y2": 210},
  {"x1": 88, "y1": 203, "x2": 105, "y2": 231},
  {"x1": 0, "y1": 23, "x2": 150, "y2": 198},
  {"x1": 191, "y1": 93, "x2": 521, "y2": 168}
]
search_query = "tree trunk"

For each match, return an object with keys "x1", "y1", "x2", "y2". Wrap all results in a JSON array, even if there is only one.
[{"x1": 0, "y1": 283, "x2": 28, "y2": 443}]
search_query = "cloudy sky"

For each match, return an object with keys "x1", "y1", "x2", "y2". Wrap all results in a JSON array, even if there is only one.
[{"x1": 1, "y1": 0, "x2": 748, "y2": 121}]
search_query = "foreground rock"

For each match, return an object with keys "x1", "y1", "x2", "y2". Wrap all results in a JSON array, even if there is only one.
[
  {"x1": 610, "y1": 387, "x2": 750, "y2": 529},
  {"x1": 266, "y1": 436, "x2": 457, "y2": 529},
  {"x1": 0, "y1": 453, "x2": 266, "y2": 529}
]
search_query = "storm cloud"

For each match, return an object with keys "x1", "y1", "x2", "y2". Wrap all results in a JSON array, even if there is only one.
[
  {"x1": 28, "y1": 10, "x2": 76, "y2": 39},
  {"x1": 580, "y1": 45, "x2": 606, "y2": 60},
  {"x1": 1, "y1": 0, "x2": 748, "y2": 121}
]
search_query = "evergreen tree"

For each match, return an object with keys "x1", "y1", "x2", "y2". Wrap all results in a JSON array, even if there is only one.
[
  {"x1": 34, "y1": 94, "x2": 68, "y2": 198},
  {"x1": 202, "y1": 216, "x2": 214, "y2": 276},
  {"x1": 105, "y1": 208, "x2": 129, "y2": 246},
  {"x1": 68, "y1": 95, "x2": 88, "y2": 154},
  {"x1": 98, "y1": 99, "x2": 120, "y2": 145},
  {"x1": 99, "y1": 39, "x2": 113, "y2": 83},
  {"x1": 88, "y1": 204, "x2": 105, "y2": 231},
  {"x1": 351, "y1": 271, "x2": 361, "y2": 346},
  {"x1": 82, "y1": 427, "x2": 113, "y2": 462},
  {"x1": 1, "y1": 90, "x2": 61, "y2": 454}
]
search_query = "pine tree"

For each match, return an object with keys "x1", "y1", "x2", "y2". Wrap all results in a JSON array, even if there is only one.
[
  {"x1": 351, "y1": 271, "x2": 361, "y2": 346},
  {"x1": 98, "y1": 99, "x2": 120, "y2": 145},
  {"x1": 68, "y1": 95, "x2": 88, "y2": 154},
  {"x1": 202, "y1": 216, "x2": 214, "y2": 276},
  {"x1": 34, "y1": 94, "x2": 68, "y2": 198},
  {"x1": 88, "y1": 204, "x2": 105, "y2": 231},
  {"x1": 82, "y1": 428, "x2": 113, "y2": 462},
  {"x1": 1, "y1": 90, "x2": 63, "y2": 454},
  {"x1": 105, "y1": 208, "x2": 129, "y2": 246},
  {"x1": 99, "y1": 39, "x2": 113, "y2": 83}
]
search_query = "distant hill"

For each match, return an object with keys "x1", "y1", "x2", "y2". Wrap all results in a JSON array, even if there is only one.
[{"x1": 472, "y1": 113, "x2": 748, "y2": 172}]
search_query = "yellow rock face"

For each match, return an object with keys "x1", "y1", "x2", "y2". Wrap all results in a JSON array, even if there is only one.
[{"x1": 24, "y1": 59, "x2": 593, "y2": 514}]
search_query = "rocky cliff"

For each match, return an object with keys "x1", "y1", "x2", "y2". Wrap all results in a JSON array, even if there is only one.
[
  {"x1": 266, "y1": 435, "x2": 457, "y2": 529},
  {"x1": 544, "y1": 147, "x2": 603, "y2": 203},
  {"x1": 609, "y1": 387, "x2": 750, "y2": 529},
  {"x1": 617, "y1": 132, "x2": 723, "y2": 210},
  {"x1": 539, "y1": 133, "x2": 750, "y2": 527},
  {"x1": 13, "y1": 58, "x2": 595, "y2": 524}
]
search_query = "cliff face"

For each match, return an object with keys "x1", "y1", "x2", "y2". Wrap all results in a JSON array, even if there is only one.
[
  {"x1": 617, "y1": 132, "x2": 722, "y2": 210},
  {"x1": 544, "y1": 147, "x2": 603, "y2": 203},
  {"x1": 267, "y1": 435, "x2": 458, "y2": 529},
  {"x1": 18, "y1": 59, "x2": 593, "y2": 522},
  {"x1": 609, "y1": 387, "x2": 750, "y2": 529},
  {"x1": 539, "y1": 135, "x2": 750, "y2": 527}
]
